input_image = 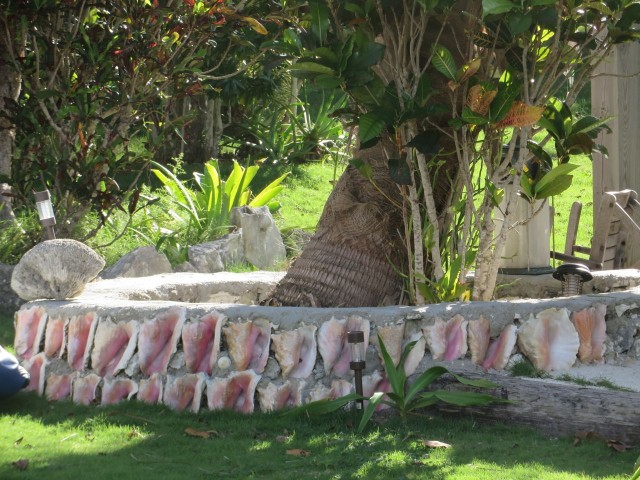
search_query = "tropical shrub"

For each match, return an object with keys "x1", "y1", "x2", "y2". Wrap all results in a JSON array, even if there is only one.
[
  {"x1": 149, "y1": 158, "x2": 288, "y2": 264},
  {"x1": 286, "y1": 0, "x2": 640, "y2": 303},
  {"x1": 1, "y1": 0, "x2": 280, "y2": 234}
]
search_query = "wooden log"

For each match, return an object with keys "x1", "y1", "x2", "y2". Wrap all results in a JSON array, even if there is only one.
[{"x1": 428, "y1": 370, "x2": 640, "y2": 445}]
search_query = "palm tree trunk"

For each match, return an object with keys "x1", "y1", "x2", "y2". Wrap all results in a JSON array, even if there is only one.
[{"x1": 266, "y1": 139, "x2": 406, "y2": 307}]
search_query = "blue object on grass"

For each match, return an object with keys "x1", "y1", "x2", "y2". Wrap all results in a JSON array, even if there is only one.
[{"x1": 0, "y1": 345, "x2": 30, "y2": 399}]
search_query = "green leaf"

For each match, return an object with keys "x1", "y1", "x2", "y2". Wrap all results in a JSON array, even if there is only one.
[
  {"x1": 571, "y1": 115, "x2": 612, "y2": 136},
  {"x1": 350, "y1": 158, "x2": 373, "y2": 180},
  {"x1": 526, "y1": 141, "x2": 553, "y2": 172},
  {"x1": 311, "y1": 47, "x2": 339, "y2": 64},
  {"x1": 309, "y1": 0, "x2": 330, "y2": 44},
  {"x1": 289, "y1": 62, "x2": 336, "y2": 76},
  {"x1": 416, "y1": 0, "x2": 440, "y2": 10},
  {"x1": 357, "y1": 392, "x2": 385, "y2": 433},
  {"x1": 414, "y1": 73, "x2": 433, "y2": 106},
  {"x1": 461, "y1": 106, "x2": 489, "y2": 125},
  {"x1": 519, "y1": 173, "x2": 534, "y2": 201},
  {"x1": 482, "y1": 0, "x2": 517, "y2": 18},
  {"x1": 406, "y1": 131, "x2": 440, "y2": 155},
  {"x1": 283, "y1": 28, "x2": 302, "y2": 51},
  {"x1": 432, "y1": 44, "x2": 458, "y2": 81},
  {"x1": 534, "y1": 162, "x2": 579, "y2": 194},
  {"x1": 534, "y1": 174, "x2": 573, "y2": 199},
  {"x1": 249, "y1": 172, "x2": 289, "y2": 207},
  {"x1": 388, "y1": 158, "x2": 413, "y2": 185},
  {"x1": 377, "y1": 335, "x2": 406, "y2": 395},
  {"x1": 346, "y1": 41, "x2": 386, "y2": 71},
  {"x1": 508, "y1": 12, "x2": 532, "y2": 35},
  {"x1": 405, "y1": 366, "x2": 450, "y2": 405},
  {"x1": 344, "y1": 2, "x2": 364, "y2": 15},
  {"x1": 358, "y1": 112, "x2": 385, "y2": 144},
  {"x1": 488, "y1": 81, "x2": 519, "y2": 123},
  {"x1": 449, "y1": 373, "x2": 499, "y2": 389}
]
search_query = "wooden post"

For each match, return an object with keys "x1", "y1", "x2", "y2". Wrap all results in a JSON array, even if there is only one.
[{"x1": 591, "y1": 42, "x2": 640, "y2": 265}]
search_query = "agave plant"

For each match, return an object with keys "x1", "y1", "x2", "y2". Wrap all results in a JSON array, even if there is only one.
[
  {"x1": 149, "y1": 158, "x2": 288, "y2": 263},
  {"x1": 287, "y1": 336, "x2": 506, "y2": 433},
  {"x1": 631, "y1": 454, "x2": 640, "y2": 480}
]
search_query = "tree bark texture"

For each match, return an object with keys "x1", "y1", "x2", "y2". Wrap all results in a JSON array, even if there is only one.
[
  {"x1": 266, "y1": 139, "x2": 407, "y2": 307},
  {"x1": 430, "y1": 369, "x2": 640, "y2": 446},
  {"x1": 0, "y1": 40, "x2": 21, "y2": 223}
]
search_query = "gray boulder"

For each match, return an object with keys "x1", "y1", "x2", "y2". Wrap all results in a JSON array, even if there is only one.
[
  {"x1": 0, "y1": 263, "x2": 24, "y2": 313},
  {"x1": 101, "y1": 246, "x2": 172, "y2": 279},
  {"x1": 11, "y1": 239, "x2": 105, "y2": 300},
  {"x1": 188, "y1": 231, "x2": 244, "y2": 273},
  {"x1": 230, "y1": 206, "x2": 286, "y2": 269}
]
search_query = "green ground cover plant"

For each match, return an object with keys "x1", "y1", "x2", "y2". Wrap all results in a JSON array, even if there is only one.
[{"x1": 0, "y1": 391, "x2": 636, "y2": 480}]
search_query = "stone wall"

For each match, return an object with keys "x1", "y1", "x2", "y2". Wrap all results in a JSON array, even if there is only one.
[{"x1": 11, "y1": 272, "x2": 640, "y2": 414}]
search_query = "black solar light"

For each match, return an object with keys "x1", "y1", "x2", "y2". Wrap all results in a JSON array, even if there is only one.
[
  {"x1": 553, "y1": 263, "x2": 593, "y2": 296},
  {"x1": 348, "y1": 330, "x2": 365, "y2": 410},
  {"x1": 34, "y1": 189, "x2": 56, "y2": 240}
]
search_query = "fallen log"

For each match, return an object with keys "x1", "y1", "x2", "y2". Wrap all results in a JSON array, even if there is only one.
[{"x1": 429, "y1": 370, "x2": 640, "y2": 446}]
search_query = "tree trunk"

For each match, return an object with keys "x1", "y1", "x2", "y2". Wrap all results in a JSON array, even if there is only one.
[
  {"x1": 0, "y1": 35, "x2": 21, "y2": 224},
  {"x1": 266, "y1": 138, "x2": 407, "y2": 307}
]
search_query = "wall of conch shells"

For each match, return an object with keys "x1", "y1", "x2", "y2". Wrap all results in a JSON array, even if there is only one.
[{"x1": 12, "y1": 294, "x2": 638, "y2": 413}]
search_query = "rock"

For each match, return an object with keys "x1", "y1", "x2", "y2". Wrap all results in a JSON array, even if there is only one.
[
  {"x1": 606, "y1": 313, "x2": 640, "y2": 354},
  {"x1": 100, "y1": 246, "x2": 172, "y2": 279},
  {"x1": 173, "y1": 261, "x2": 197, "y2": 273},
  {"x1": 188, "y1": 232, "x2": 244, "y2": 273},
  {"x1": 0, "y1": 263, "x2": 24, "y2": 313},
  {"x1": 11, "y1": 239, "x2": 105, "y2": 300},
  {"x1": 230, "y1": 206, "x2": 286, "y2": 270}
]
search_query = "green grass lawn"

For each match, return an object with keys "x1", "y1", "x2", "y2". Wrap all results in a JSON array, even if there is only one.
[
  {"x1": 549, "y1": 155, "x2": 594, "y2": 260},
  {"x1": 0, "y1": 391, "x2": 636, "y2": 480},
  {"x1": 273, "y1": 161, "x2": 344, "y2": 233}
]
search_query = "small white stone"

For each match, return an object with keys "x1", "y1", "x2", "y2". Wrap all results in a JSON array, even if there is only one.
[{"x1": 217, "y1": 356, "x2": 231, "y2": 370}]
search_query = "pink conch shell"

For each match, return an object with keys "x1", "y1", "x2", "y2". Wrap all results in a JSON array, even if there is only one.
[
  {"x1": 72, "y1": 373, "x2": 101, "y2": 405},
  {"x1": 14, "y1": 306, "x2": 47, "y2": 360},
  {"x1": 271, "y1": 324, "x2": 317, "y2": 379},
  {"x1": 423, "y1": 315, "x2": 468, "y2": 361},
  {"x1": 45, "y1": 373, "x2": 76, "y2": 401},
  {"x1": 206, "y1": 370, "x2": 261, "y2": 414},
  {"x1": 67, "y1": 312, "x2": 98, "y2": 371},
  {"x1": 362, "y1": 370, "x2": 387, "y2": 397},
  {"x1": 258, "y1": 380, "x2": 305, "y2": 412},
  {"x1": 23, "y1": 352, "x2": 47, "y2": 395},
  {"x1": 138, "y1": 307, "x2": 186, "y2": 376},
  {"x1": 330, "y1": 379, "x2": 353, "y2": 399},
  {"x1": 138, "y1": 373, "x2": 164, "y2": 404},
  {"x1": 375, "y1": 323, "x2": 405, "y2": 367},
  {"x1": 468, "y1": 317, "x2": 491, "y2": 365},
  {"x1": 363, "y1": 370, "x2": 391, "y2": 411},
  {"x1": 182, "y1": 311, "x2": 226, "y2": 375},
  {"x1": 517, "y1": 308, "x2": 580, "y2": 371},
  {"x1": 318, "y1": 316, "x2": 370, "y2": 377},
  {"x1": 44, "y1": 316, "x2": 68, "y2": 359},
  {"x1": 307, "y1": 379, "x2": 353, "y2": 402},
  {"x1": 163, "y1": 373, "x2": 205, "y2": 413},
  {"x1": 223, "y1": 319, "x2": 271, "y2": 373},
  {"x1": 482, "y1": 324, "x2": 517, "y2": 371},
  {"x1": 101, "y1": 378, "x2": 139, "y2": 406},
  {"x1": 91, "y1": 319, "x2": 139, "y2": 377},
  {"x1": 403, "y1": 333, "x2": 426, "y2": 376},
  {"x1": 571, "y1": 304, "x2": 607, "y2": 363}
]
